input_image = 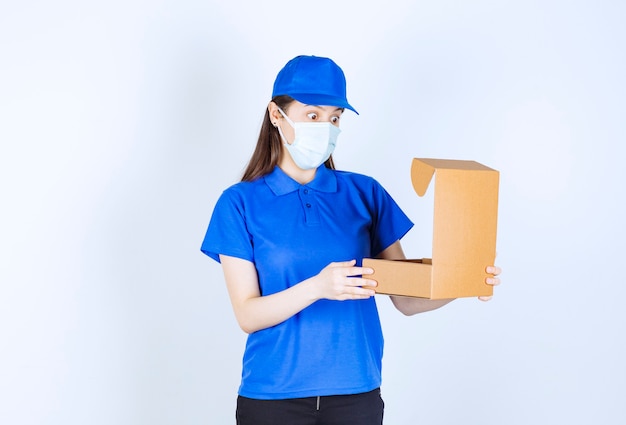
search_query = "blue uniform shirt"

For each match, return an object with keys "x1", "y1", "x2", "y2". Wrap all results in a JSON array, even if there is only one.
[{"x1": 201, "y1": 165, "x2": 413, "y2": 399}]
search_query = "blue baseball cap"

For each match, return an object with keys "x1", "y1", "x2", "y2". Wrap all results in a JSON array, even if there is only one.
[{"x1": 272, "y1": 55, "x2": 358, "y2": 114}]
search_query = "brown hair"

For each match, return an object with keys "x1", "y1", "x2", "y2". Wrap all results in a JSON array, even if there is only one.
[{"x1": 241, "y1": 95, "x2": 336, "y2": 182}]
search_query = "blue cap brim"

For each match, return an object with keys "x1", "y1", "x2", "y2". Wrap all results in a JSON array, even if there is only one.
[{"x1": 287, "y1": 93, "x2": 359, "y2": 115}]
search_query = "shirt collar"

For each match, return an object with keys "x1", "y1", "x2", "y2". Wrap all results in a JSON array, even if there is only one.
[{"x1": 264, "y1": 165, "x2": 337, "y2": 196}]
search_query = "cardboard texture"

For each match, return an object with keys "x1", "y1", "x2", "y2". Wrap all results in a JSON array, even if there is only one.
[{"x1": 363, "y1": 158, "x2": 499, "y2": 299}]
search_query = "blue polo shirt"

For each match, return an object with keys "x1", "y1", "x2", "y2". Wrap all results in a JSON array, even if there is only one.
[{"x1": 201, "y1": 165, "x2": 413, "y2": 399}]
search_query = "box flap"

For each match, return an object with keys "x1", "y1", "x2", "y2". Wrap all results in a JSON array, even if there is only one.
[
  {"x1": 412, "y1": 159, "x2": 496, "y2": 188},
  {"x1": 411, "y1": 159, "x2": 436, "y2": 197},
  {"x1": 411, "y1": 158, "x2": 495, "y2": 197}
]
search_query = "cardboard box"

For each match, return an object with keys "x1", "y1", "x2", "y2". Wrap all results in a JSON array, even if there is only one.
[{"x1": 362, "y1": 158, "x2": 499, "y2": 299}]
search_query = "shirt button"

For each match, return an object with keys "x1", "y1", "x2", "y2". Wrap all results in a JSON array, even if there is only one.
[
  {"x1": 303, "y1": 189, "x2": 309, "y2": 194},
  {"x1": 306, "y1": 203, "x2": 311, "y2": 208}
]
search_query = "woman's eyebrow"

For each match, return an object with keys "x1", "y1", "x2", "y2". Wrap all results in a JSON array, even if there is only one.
[{"x1": 304, "y1": 104, "x2": 343, "y2": 112}]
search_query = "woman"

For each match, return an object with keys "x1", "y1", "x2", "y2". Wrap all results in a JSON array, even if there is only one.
[{"x1": 201, "y1": 55, "x2": 501, "y2": 425}]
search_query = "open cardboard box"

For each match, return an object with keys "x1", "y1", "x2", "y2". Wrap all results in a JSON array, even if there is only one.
[{"x1": 363, "y1": 158, "x2": 499, "y2": 299}]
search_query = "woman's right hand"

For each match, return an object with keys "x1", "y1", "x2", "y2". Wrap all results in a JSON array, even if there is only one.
[{"x1": 311, "y1": 260, "x2": 378, "y2": 301}]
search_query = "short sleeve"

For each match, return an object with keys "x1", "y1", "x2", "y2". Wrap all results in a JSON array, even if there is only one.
[
  {"x1": 200, "y1": 188, "x2": 254, "y2": 263},
  {"x1": 369, "y1": 180, "x2": 414, "y2": 257}
]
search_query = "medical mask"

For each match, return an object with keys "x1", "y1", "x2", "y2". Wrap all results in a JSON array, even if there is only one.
[{"x1": 276, "y1": 108, "x2": 341, "y2": 170}]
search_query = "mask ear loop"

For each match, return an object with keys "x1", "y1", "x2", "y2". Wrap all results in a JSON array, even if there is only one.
[
  {"x1": 277, "y1": 107, "x2": 295, "y2": 128},
  {"x1": 275, "y1": 107, "x2": 295, "y2": 145}
]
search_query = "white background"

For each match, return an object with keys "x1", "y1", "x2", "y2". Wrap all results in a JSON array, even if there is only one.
[{"x1": 1, "y1": 1, "x2": 625, "y2": 424}]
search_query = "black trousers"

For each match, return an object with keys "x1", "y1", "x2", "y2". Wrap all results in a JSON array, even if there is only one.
[{"x1": 236, "y1": 388, "x2": 384, "y2": 425}]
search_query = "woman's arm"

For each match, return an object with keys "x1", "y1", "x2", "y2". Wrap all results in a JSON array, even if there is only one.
[{"x1": 219, "y1": 254, "x2": 378, "y2": 334}]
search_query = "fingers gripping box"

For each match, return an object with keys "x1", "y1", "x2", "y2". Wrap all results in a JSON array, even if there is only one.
[{"x1": 363, "y1": 158, "x2": 499, "y2": 299}]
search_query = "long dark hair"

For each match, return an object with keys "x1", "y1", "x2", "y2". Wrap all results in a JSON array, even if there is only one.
[{"x1": 241, "y1": 95, "x2": 336, "y2": 182}]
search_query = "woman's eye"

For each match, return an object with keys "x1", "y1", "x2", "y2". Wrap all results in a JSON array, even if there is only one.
[
  {"x1": 331, "y1": 116, "x2": 340, "y2": 124},
  {"x1": 307, "y1": 113, "x2": 318, "y2": 120}
]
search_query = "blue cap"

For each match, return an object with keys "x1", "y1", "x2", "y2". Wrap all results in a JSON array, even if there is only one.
[{"x1": 272, "y1": 55, "x2": 358, "y2": 114}]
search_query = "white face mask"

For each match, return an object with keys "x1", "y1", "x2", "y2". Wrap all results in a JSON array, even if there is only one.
[{"x1": 276, "y1": 108, "x2": 341, "y2": 170}]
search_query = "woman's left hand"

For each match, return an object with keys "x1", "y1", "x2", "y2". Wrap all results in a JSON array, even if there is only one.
[{"x1": 478, "y1": 265, "x2": 502, "y2": 301}]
